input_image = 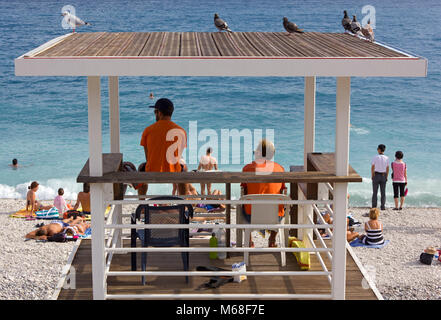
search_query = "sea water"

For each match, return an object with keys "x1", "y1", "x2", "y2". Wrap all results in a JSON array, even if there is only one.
[{"x1": 0, "y1": 0, "x2": 440, "y2": 207}]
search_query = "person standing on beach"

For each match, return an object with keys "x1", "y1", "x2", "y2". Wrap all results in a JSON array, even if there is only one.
[
  {"x1": 140, "y1": 98, "x2": 187, "y2": 195},
  {"x1": 198, "y1": 147, "x2": 218, "y2": 195},
  {"x1": 391, "y1": 151, "x2": 407, "y2": 210},
  {"x1": 371, "y1": 144, "x2": 389, "y2": 210}
]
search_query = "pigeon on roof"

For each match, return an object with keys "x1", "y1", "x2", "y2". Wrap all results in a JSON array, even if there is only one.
[
  {"x1": 341, "y1": 10, "x2": 352, "y2": 32},
  {"x1": 283, "y1": 17, "x2": 304, "y2": 34},
  {"x1": 361, "y1": 19, "x2": 375, "y2": 42},
  {"x1": 350, "y1": 15, "x2": 362, "y2": 35},
  {"x1": 214, "y1": 14, "x2": 233, "y2": 32},
  {"x1": 61, "y1": 11, "x2": 91, "y2": 33}
]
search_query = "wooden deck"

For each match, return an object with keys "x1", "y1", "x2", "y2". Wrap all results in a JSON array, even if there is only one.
[
  {"x1": 33, "y1": 32, "x2": 406, "y2": 58},
  {"x1": 57, "y1": 239, "x2": 378, "y2": 300}
]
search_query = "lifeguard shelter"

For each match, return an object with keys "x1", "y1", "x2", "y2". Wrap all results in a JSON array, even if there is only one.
[{"x1": 15, "y1": 31, "x2": 427, "y2": 300}]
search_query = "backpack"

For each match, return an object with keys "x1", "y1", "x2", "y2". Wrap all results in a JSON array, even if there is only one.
[{"x1": 419, "y1": 252, "x2": 433, "y2": 265}]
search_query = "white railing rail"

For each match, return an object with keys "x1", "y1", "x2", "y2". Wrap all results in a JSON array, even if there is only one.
[{"x1": 108, "y1": 199, "x2": 333, "y2": 206}]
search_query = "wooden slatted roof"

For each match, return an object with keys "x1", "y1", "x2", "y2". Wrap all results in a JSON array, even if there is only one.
[{"x1": 32, "y1": 31, "x2": 407, "y2": 58}]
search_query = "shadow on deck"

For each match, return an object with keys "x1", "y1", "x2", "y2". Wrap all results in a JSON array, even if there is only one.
[{"x1": 58, "y1": 239, "x2": 377, "y2": 300}]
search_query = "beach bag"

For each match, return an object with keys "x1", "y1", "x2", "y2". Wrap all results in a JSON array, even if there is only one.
[
  {"x1": 419, "y1": 252, "x2": 433, "y2": 265},
  {"x1": 288, "y1": 237, "x2": 310, "y2": 270},
  {"x1": 35, "y1": 207, "x2": 59, "y2": 219}
]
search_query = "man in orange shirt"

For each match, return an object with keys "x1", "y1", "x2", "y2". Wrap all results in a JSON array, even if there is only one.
[
  {"x1": 139, "y1": 98, "x2": 187, "y2": 195},
  {"x1": 241, "y1": 139, "x2": 286, "y2": 247}
]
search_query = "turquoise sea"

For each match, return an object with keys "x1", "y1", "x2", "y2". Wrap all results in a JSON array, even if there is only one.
[{"x1": 0, "y1": 0, "x2": 440, "y2": 206}]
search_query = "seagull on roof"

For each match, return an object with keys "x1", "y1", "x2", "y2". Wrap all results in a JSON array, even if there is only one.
[
  {"x1": 350, "y1": 15, "x2": 362, "y2": 35},
  {"x1": 283, "y1": 17, "x2": 304, "y2": 34},
  {"x1": 361, "y1": 19, "x2": 375, "y2": 42},
  {"x1": 341, "y1": 10, "x2": 352, "y2": 32},
  {"x1": 61, "y1": 11, "x2": 91, "y2": 33},
  {"x1": 214, "y1": 14, "x2": 233, "y2": 32}
]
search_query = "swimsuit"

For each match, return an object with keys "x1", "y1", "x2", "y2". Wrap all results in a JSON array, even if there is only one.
[
  {"x1": 63, "y1": 226, "x2": 79, "y2": 236},
  {"x1": 51, "y1": 220, "x2": 70, "y2": 228}
]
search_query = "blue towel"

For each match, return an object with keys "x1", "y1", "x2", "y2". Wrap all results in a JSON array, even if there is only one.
[
  {"x1": 80, "y1": 227, "x2": 92, "y2": 239},
  {"x1": 349, "y1": 237, "x2": 390, "y2": 248}
]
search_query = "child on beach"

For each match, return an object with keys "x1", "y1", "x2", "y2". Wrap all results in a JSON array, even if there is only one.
[
  {"x1": 358, "y1": 208, "x2": 385, "y2": 245},
  {"x1": 391, "y1": 151, "x2": 407, "y2": 210},
  {"x1": 54, "y1": 188, "x2": 69, "y2": 217},
  {"x1": 26, "y1": 181, "x2": 51, "y2": 217},
  {"x1": 320, "y1": 212, "x2": 359, "y2": 242}
]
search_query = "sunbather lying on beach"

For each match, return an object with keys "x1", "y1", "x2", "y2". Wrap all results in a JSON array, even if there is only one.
[
  {"x1": 26, "y1": 181, "x2": 52, "y2": 213},
  {"x1": 63, "y1": 220, "x2": 91, "y2": 236},
  {"x1": 25, "y1": 217, "x2": 84, "y2": 240}
]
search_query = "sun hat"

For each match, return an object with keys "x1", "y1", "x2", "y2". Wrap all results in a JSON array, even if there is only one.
[{"x1": 425, "y1": 247, "x2": 437, "y2": 255}]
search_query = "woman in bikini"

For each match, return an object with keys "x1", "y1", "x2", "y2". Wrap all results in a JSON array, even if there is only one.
[{"x1": 26, "y1": 181, "x2": 51, "y2": 215}]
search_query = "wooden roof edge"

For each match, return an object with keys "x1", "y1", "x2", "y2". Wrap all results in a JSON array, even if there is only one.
[{"x1": 19, "y1": 33, "x2": 75, "y2": 59}]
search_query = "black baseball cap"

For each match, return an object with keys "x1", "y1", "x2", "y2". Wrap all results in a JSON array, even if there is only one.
[{"x1": 149, "y1": 98, "x2": 174, "y2": 115}]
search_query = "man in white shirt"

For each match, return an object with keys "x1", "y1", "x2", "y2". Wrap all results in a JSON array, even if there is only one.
[
  {"x1": 371, "y1": 144, "x2": 389, "y2": 210},
  {"x1": 198, "y1": 147, "x2": 218, "y2": 195}
]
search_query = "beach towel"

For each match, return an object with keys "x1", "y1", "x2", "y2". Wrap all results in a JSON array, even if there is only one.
[
  {"x1": 79, "y1": 227, "x2": 92, "y2": 239},
  {"x1": 349, "y1": 238, "x2": 390, "y2": 248},
  {"x1": 79, "y1": 206, "x2": 111, "y2": 221},
  {"x1": 9, "y1": 208, "x2": 36, "y2": 218}
]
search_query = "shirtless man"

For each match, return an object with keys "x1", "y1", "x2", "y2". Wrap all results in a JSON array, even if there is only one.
[
  {"x1": 73, "y1": 183, "x2": 91, "y2": 214},
  {"x1": 197, "y1": 147, "x2": 218, "y2": 195},
  {"x1": 25, "y1": 217, "x2": 84, "y2": 240}
]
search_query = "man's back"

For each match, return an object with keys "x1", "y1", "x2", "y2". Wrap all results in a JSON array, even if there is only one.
[
  {"x1": 242, "y1": 160, "x2": 285, "y2": 216},
  {"x1": 372, "y1": 154, "x2": 389, "y2": 173},
  {"x1": 78, "y1": 192, "x2": 90, "y2": 212},
  {"x1": 140, "y1": 120, "x2": 187, "y2": 172},
  {"x1": 199, "y1": 154, "x2": 217, "y2": 171}
]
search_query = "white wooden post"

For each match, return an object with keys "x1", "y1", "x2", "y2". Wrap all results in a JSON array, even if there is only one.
[
  {"x1": 88, "y1": 76, "x2": 106, "y2": 300},
  {"x1": 304, "y1": 76, "x2": 316, "y2": 167},
  {"x1": 332, "y1": 77, "x2": 351, "y2": 300},
  {"x1": 109, "y1": 76, "x2": 122, "y2": 248},
  {"x1": 109, "y1": 76, "x2": 120, "y2": 153},
  {"x1": 302, "y1": 76, "x2": 316, "y2": 243}
]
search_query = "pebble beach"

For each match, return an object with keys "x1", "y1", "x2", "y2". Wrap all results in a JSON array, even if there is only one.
[{"x1": 0, "y1": 199, "x2": 440, "y2": 300}]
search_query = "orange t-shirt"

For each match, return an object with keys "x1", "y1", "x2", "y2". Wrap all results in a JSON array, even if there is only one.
[
  {"x1": 140, "y1": 120, "x2": 187, "y2": 172},
  {"x1": 241, "y1": 160, "x2": 286, "y2": 216}
]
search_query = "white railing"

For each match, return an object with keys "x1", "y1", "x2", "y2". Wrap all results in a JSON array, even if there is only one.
[{"x1": 94, "y1": 195, "x2": 338, "y2": 300}]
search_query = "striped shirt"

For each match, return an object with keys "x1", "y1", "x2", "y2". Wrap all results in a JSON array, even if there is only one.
[{"x1": 362, "y1": 221, "x2": 384, "y2": 245}]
